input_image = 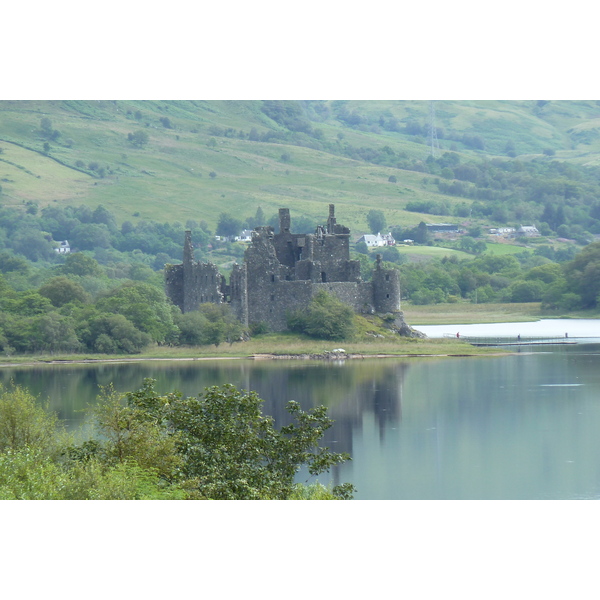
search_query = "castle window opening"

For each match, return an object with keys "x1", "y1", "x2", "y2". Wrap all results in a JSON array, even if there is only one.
[
  {"x1": 271, "y1": 274, "x2": 275, "y2": 282},
  {"x1": 386, "y1": 275, "x2": 390, "y2": 281},
  {"x1": 321, "y1": 272, "x2": 327, "y2": 282}
]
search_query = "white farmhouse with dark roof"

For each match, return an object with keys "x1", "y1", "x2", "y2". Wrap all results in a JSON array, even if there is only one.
[{"x1": 54, "y1": 240, "x2": 71, "y2": 254}]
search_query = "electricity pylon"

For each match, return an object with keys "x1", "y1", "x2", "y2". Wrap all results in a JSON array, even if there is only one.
[{"x1": 428, "y1": 101, "x2": 440, "y2": 158}]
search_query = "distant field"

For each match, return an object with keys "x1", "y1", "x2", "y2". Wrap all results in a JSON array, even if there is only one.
[
  {"x1": 484, "y1": 242, "x2": 531, "y2": 255},
  {"x1": 396, "y1": 245, "x2": 474, "y2": 260},
  {"x1": 402, "y1": 302, "x2": 549, "y2": 325}
]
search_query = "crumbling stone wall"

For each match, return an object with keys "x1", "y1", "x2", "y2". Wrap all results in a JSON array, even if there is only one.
[{"x1": 165, "y1": 204, "x2": 402, "y2": 332}]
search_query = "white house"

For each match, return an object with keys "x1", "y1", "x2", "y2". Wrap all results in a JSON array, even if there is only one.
[
  {"x1": 235, "y1": 229, "x2": 254, "y2": 242},
  {"x1": 489, "y1": 227, "x2": 516, "y2": 235},
  {"x1": 54, "y1": 240, "x2": 71, "y2": 254},
  {"x1": 516, "y1": 225, "x2": 540, "y2": 237},
  {"x1": 357, "y1": 232, "x2": 396, "y2": 247}
]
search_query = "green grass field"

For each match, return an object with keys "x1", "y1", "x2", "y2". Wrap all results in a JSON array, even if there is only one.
[
  {"x1": 3, "y1": 100, "x2": 600, "y2": 234},
  {"x1": 402, "y1": 301, "x2": 556, "y2": 325}
]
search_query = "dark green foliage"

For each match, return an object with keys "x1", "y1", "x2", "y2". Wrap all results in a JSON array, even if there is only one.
[
  {"x1": 0, "y1": 380, "x2": 353, "y2": 500},
  {"x1": 175, "y1": 311, "x2": 211, "y2": 345},
  {"x1": 287, "y1": 291, "x2": 355, "y2": 341},
  {"x1": 367, "y1": 209, "x2": 386, "y2": 235},
  {"x1": 216, "y1": 212, "x2": 243, "y2": 238},
  {"x1": 261, "y1": 101, "x2": 313, "y2": 134},
  {"x1": 249, "y1": 321, "x2": 269, "y2": 336},
  {"x1": 380, "y1": 246, "x2": 404, "y2": 264},
  {"x1": 175, "y1": 303, "x2": 244, "y2": 347},
  {"x1": 128, "y1": 130, "x2": 149, "y2": 147},
  {"x1": 563, "y1": 241, "x2": 600, "y2": 307},
  {"x1": 38, "y1": 276, "x2": 90, "y2": 307},
  {"x1": 355, "y1": 240, "x2": 369, "y2": 255},
  {"x1": 60, "y1": 252, "x2": 104, "y2": 277},
  {"x1": 11, "y1": 229, "x2": 54, "y2": 261},
  {"x1": 95, "y1": 281, "x2": 177, "y2": 343},
  {"x1": 124, "y1": 379, "x2": 354, "y2": 499},
  {"x1": 402, "y1": 222, "x2": 430, "y2": 244},
  {"x1": 0, "y1": 253, "x2": 29, "y2": 274},
  {"x1": 0, "y1": 382, "x2": 62, "y2": 455},
  {"x1": 0, "y1": 291, "x2": 52, "y2": 315},
  {"x1": 78, "y1": 312, "x2": 152, "y2": 354},
  {"x1": 505, "y1": 280, "x2": 546, "y2": 302}
]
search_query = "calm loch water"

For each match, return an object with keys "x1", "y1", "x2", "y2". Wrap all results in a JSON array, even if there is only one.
[{"x1": 4, "y1": 341, "x2": 600, "y2": 499}]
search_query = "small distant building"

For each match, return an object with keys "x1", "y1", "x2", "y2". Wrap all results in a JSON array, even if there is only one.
[
  {"x1": 357, "y1": 232, "x2": 395, "y2": 247},
  {"x1": 489, "y1": 227, "x2": 516, "y2": 235},
  {"x1": 236, "y1": 230, "x2": 254, "y2": 242},
  {"x1": 54, "y1": 240, "x2": 71, "y2": 254},
  {"x1": 516, "y1": 225, "x2": 540, "y2": 238},
  {"x1": 425, "y1": 223, "x2": 460, "y2": 233}
]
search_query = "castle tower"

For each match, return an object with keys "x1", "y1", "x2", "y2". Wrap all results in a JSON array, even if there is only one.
[
  {"x1": 326, "y1": 204, "x2": 336, "y2": 233},
  {"x1": 182, "y1": 230, "x2": 195, "y2": 312},
  {"x1": 279, "y1": 208, "x2": 291, "y2": 233},
  {"x1": 372, "y1": 254, "x2": 401, "y2": 313},
  {"x1": 183, "y1": 230, "x2": 194, "y2": 267}
]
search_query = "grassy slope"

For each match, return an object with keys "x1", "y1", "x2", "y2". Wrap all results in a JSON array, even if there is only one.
[{"x1": 2, "y1": 100, "x2": 600, "y2": 235}]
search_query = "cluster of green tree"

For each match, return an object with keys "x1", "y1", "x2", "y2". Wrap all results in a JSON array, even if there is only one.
[
  {"x1": 0, "y1": 380, "x2": 354, "y2": 500},
  {"x1": 411, "y1": 153, "x2": 600, "y2": 243},
  {"x1": 175, "y1": 304, "x2": 245, "y2": 347},
  {"x1": 0, "y1": 252, "x2": 247, "y2": 355},
  {"x1": 0, "y1": 203, "x2": 224, "y2": 290},
  {"x1": 287, "y1": 291, "x2": 356, "y2": 341},
  {"x1": 373, "y1": 242, "x2": 600, "y2": 310}
]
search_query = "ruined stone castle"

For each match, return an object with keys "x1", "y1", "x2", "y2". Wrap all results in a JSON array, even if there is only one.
[{"x1": 165, "y1": 204, "x2": 402, "y2": 332}]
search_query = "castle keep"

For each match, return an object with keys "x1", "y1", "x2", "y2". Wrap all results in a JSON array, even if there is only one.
[{"x1": 165, "y1": 205, "x2": 401, "y2": 332}]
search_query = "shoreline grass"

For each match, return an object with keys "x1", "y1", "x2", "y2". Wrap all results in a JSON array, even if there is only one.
[
  {"x1": 0, "y1": 336, "x2": 508, "y2": 367},
  {"x1": 2, "y1": 303, "x2": 597, "y2": 367}
]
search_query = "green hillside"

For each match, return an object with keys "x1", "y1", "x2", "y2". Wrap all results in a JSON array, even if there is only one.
[{"x1": 2, "y1": 99, "x2": 600, "y2": 235}]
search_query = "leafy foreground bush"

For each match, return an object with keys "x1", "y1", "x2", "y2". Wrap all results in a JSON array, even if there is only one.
[{"x1": 0, "y1": 380, "x2": 355, "y2": 500}]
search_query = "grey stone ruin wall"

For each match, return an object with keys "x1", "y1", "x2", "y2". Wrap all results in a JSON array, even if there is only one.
[
  {"x1": 310, "y1": 281, "x2": 374, "y2": 312},
  {"x1": 183, "y1": 261, "x2": 225, "y2": 313},
  {"x1": 165, "y1": 205, "x2": 403, "y2": 333},
  {"x1": 256, "y1": 281, "x2": 314, "y2": 331},
  {"x1": 164, "y1": 264, "x2": 184, "y2": 312},
  {"x1": 229, "y1": 262, "x2": 248, "y2": 326},
  {"x1": 244, "y1": 227, "x2": 289, "y2": 329},
  {"x1": 306, "y1": 235, "x2": 353, "y2": 282}
]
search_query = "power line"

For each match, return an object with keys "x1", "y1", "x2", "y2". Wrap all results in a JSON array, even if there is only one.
[{"x1": 428, "y1": 101, "x2": 440, "y2": 158}]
